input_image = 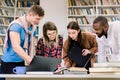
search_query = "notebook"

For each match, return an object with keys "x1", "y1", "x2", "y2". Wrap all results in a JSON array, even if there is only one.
[
  {"x1": 68, "y1": 46, "x2": 91, "y2": 67},
  {"x1": 26, "y1": 56, "x2": 61, "y2": 74}
]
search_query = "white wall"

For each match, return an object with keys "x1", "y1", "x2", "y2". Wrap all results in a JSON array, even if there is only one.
[{"x1": 39, "y1": 0, "x2": 67, "y2": 39}]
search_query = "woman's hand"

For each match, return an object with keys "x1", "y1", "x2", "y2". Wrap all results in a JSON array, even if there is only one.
[{"x1": 82, "y1": 49, "x2": 91, "y2": 56}]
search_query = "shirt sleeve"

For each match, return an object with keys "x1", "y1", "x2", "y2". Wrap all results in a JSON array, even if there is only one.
[
  {"x1": 62, "y1": 39, "x2": 73, "y2": 68},
  {"x1": 9, "y1": 23, "x2": 22, "y2": 33},
  {"x1": 88, "y1": 34, "x2": 98, "y2": 54}
]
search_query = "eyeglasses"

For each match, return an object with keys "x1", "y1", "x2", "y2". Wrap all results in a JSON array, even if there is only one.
[{"x1": 47, "y1": 32, "x2": 57, "y2": 36}]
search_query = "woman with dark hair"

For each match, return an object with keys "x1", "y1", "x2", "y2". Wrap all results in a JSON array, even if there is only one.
[
  {"x1": 36, "y1": 21, "x2": 63, "y2": 68},
  {"x1": 62, "y1": 21, "x2": 98, "y2": 71}
]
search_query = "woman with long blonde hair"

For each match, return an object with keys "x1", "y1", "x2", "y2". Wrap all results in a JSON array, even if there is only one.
[{"x1": 36, "y1": 21, "x2": 63, "y2": 68}]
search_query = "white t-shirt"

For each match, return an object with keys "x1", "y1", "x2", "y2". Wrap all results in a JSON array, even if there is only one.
[{"x1": 97, "y1": 21, "x2": 120, "y2": 62}]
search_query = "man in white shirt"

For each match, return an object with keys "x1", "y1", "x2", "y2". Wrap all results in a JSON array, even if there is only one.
[{"x1": 93, "y1": 16, "x2": 120, "y2": 62}]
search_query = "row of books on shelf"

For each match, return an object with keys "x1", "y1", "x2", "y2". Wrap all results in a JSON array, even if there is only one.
[
  {"x1": 68, "y1": 7, "x2": 120, "y2": 15},
  {"x1": 16, "y1": 9, "x2": 28, "y2": 17},
  {"x1": 0, "y1": 27, "x2": 7, "y2": 34},
  {"x1": 68, "y1": 17, "x2": 120, "y2": 25},
  {"x1": 0, "y1": 8, "x2": 14, "y2": 16},
  {"x1": 68, "y1": 8, "x2": 95, "y2": 15},
  {"x1": 0, "y1": 0, "x2": 38, "y2": 7},
  {"x1": 68, "y1": 17, "x2": 89, "y2": 25},
  {"x1": 0, "y1": 46, "x2": 3, "y2": 55},
  {"x1": 0, "y1": 18, "x2": 13, "y2": 25},
  {"x1": 68, "y1": 0, "x2": 95, "y2": 6},
  {"x1": 0, "y1": 37, "x2": 5, "y2": 44},
  {"x1": 98, "y1": 8, "x2": 120, "y2": 14},
  {"x1": 17, "y1": 0, "x2": 36, "y2": 7},
  {"x1": 68, "y1": 0, "x2": 120, "y2": 6},
  {"x1": 0, "y1": 0, "x2": 14, "y2": 7},
  {"x1": 97, "y1": 0, "x2": 120, "y2": 5},
  {"x1": 107, "y1": 16, "x2": 120, "y2": 21},
  {"x1": 0, "y1": 8, "x2": 29, "y2": 17}
]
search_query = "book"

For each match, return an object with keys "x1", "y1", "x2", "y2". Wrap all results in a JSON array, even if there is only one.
[
  {"x1": 89, "y1": 67, "x2": 120, "y2": 73},
  {"x1": 94, "y1": 62, "x2": 120, "y2": 68},
  {"x1": 64, "y1": 67, "x2": 88, "y2": 74},
  {"x1": 0, "y1": 37, "x2": 3, "y2": 44},
  {"x1": 54, "y1": 67, "x2": 88, "y2": 74},
  {"x1": 0, "y1": 46, "x2": 3, "y2": 55},
  {"x1": 90, "y1": 67, "x2": 120, "y2": 75},
  {"x1": 90, "y1": 72, "x2": 120, "y2": 75},
  {"x1": 68, "y1": 67, "x2": 88, "y2": 72}
]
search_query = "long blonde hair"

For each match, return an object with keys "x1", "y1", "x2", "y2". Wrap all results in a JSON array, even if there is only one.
[{"x1": 43, "y1": 21, "x2": 59, "y2": 48}]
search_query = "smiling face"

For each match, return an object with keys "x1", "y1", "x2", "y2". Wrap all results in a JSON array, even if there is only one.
[
  {"x1": 93, "y1": 22, "x2": 105, "y2": 38},
  {"x1": 67, "y1": 28, "x2": 80, "y2": 41},
  {"x1": 27, "y1": 5, "x2": 44, "y2": 26},
  {"x1": 29, "y1": 13, "x2": 43, "y2": 26},
  {"x1": 93, "y1": 16, "x2": 109, "y2": 38},
  {"x1": 47, "y1": 30, "x2": 57, "y2": 41},
  {"x1": 31, "y1": 15, "x2": 43, "y2": 25}
]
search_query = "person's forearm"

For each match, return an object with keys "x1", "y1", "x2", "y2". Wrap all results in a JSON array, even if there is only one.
[
  {"x1": 13, "y1": 44, "x2": 32, "y2": 65},
  {"x1": 89, "y1": 47, "x2": 98, "y2": 54}
]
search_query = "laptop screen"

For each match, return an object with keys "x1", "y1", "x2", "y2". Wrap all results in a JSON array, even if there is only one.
[
  {"x1": 26, "y1": 56, "x2": 61, "y2": 72},
  {"x1": 68, "y1": 46, "x2": 91, "y2": 68}
]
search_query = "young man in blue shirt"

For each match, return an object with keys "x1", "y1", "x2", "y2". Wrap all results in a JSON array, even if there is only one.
[{"x1": 1, "y1": 5, "x2": 44, "y2": 74}]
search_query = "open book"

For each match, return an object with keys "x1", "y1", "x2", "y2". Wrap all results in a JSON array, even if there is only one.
[{"x1": 54, "y1": 67, "x2": 88, "y2": 74}]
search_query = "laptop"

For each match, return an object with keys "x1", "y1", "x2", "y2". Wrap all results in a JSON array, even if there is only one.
[
  {"x1": 26, "y1": 56, "x2": 61, "y2": 74},
  {"x1": 68, "y1": 46, "x2": 92, "y2": 68}
]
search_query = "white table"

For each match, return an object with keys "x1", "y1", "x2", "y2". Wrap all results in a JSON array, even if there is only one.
[{"x1": 0, "y1": 74, "x2": 120, "y2": 80}]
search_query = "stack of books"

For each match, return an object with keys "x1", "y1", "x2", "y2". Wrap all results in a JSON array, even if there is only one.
[{"x1": 89, "y1": 62, "x2": 120, "y2": 75}]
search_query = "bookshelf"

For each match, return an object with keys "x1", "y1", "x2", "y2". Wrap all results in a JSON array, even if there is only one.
[
  {"x1": 67, "y1": 0, "x2": 120, "y2": 32},
  {"x1": 0, "y1": 0, "x2": 40, "y2": 55},
  {"x1": 67, "y1": 0, "x2": 120, "y2": 63}
]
